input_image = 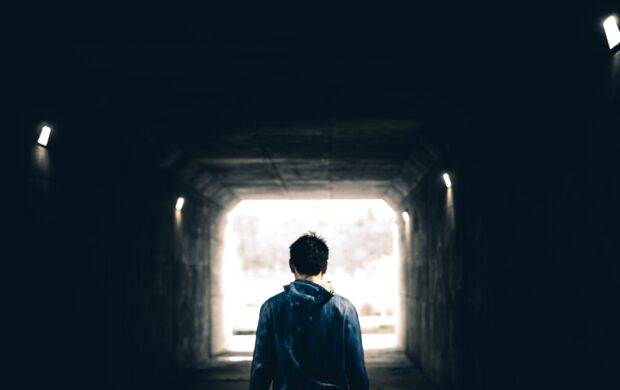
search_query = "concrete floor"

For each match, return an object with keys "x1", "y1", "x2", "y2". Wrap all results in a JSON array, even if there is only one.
[{"x1": 171, "y1": 350, "x2": 435, "y2": 389}]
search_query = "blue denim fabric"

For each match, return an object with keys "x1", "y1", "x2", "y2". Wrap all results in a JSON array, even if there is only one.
[{"x1": 249, "y1": 279, "x2": 369, "y2": 390}]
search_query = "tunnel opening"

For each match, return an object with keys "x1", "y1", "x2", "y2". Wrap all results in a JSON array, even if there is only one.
[{"x1": 211, "y1": 199, "x2": 404, "y2": 358}]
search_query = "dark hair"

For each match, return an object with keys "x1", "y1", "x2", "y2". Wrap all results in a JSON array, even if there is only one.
[{"x1": 289, "y1": 232, "x2": 329, "y2": 276}]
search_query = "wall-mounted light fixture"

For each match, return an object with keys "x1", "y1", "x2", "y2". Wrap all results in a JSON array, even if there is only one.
[
  {"x1": 37, "y1": 125, "x2": 52, "y2": 147},
  {"x1": 442, "y1": 173, "x2": 452, "y2": 188},
  {"x1": 175, "y1": 197, "x2": 185, "y2": 211},
  {"x1": 603, "y1": 15, "x2": 620, "y2": 51},
  {"x1": 402, "y1": 211, "x2": 410, "y2": 223}
]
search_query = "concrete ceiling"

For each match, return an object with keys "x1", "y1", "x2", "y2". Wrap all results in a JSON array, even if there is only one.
[
  {"x1": 19, "y1": 5, "x2": 612, "y2": 211},
  {"x1": 40, "y1": 8, "x2": 471, "y2": 208},
  {"x1": 77, "y1": 43, "x2": 452, "y2": 208},
  {"x1": 171, "y1": 118, "x2": 445, "y2": 208}
]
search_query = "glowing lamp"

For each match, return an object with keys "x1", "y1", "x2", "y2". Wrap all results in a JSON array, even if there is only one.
[
  {"x1": 175, "y1": 197, "x2": 185, "y2": 211},
  {"x1": 603, "y1": 15, "x2": 620, "y2": 50},
  {"x1": 38, "y1": 125, "x2": 51, "y2": 147},
  {"x1": 442, "y1": 173, "x2": 452, "y2": 188},
  {"x1": 402, "y1": 211, "x2": 410, "y2": 223}
]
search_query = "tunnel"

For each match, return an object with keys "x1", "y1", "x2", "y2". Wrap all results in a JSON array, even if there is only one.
[{"x1": 15, "y1": 4, "x2": 620, "y2": 390}]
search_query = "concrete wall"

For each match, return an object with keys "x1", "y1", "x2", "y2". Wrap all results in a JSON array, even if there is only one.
[
  {"x1": 99, "y1": 167, "x2": 216, "y2": 388},
  {"x1": 400, "y1": 164, "x2": 461, "y2": 388},
  {"x1": 402, "y1": 129, "x2": 619, "y2": 389},
  {"x1": 400, "y1": 32, "x2": 620, "y2": 390},
  {"x1": 18, "y1": 112, "x2": 225, "y2": 390}
]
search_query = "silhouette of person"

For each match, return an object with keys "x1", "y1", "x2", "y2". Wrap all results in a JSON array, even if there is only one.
[{"x1": 249, "y1": 232, "x2": 369, "y2": 389}]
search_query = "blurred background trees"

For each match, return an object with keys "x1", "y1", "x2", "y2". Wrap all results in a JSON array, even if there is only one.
[{"x1": 224, "y1": 200, "x2": 399, "y2": 350}]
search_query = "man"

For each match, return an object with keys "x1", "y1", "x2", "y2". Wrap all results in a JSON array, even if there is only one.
[{"x1": 249, "y1": 232, "x2": 369, "y2": 390}]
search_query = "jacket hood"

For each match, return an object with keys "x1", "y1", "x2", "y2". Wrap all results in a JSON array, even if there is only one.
[{"x1": 283, "y1": 279, "x2": 334, "y2": 309}]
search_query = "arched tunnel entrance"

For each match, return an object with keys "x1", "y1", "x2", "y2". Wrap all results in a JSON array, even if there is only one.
[
  {"x1": 216, "y1": 199, "x2": 401, "y2": 356},
  {"x1": 17, "y1": 6, "x2": 620, "y2": 390}
]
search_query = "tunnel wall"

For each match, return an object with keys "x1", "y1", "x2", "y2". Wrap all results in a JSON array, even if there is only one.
[
  {"x1": 18, "y1": 113, "x2": 224, "y2": 389},
  {"x1": 401, "y1": 164, "x2": 461, "y2": 388},
  {"x1": 400, "y1": 32, "x2": 619, "y2": 390},
  {"x1": 403, "y1": 121, "x2": 620, "y2": 390},
  {"x1": 99, "y1": 166, "x2": 216, "y2": 388}
]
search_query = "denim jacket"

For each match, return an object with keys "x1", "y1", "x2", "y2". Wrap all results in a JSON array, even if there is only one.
[{"x1": 249, "y1": 279, "x2": 369, "y2": 390}]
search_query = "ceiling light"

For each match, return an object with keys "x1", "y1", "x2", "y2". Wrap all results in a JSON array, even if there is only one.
[
  {"x1": 175, "y1": 197, "x2": 185, "y2": 211},
  {"x1": 402, "y1": 211, "x2": 410, "y2": 223},
  {"x1": 442, "y1": 173, "x2": 452, "y2": 188},
  {"x1": 37, "y1": 125, "x2": 51, "y2": 147},
  {"x1": 603, "y1": 15, "x2": 620, "y2": 50}
]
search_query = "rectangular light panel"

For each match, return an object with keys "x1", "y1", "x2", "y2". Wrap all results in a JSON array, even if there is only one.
[
  {"x1": 175, "y1": 197, "x2": 185, "y2": 211},
  {"x1": 603, "y1": 15, "x2": 620, "y2": 50},
  {"x1": 38, "y1": 125, "x2": 51, "y2": 147}
]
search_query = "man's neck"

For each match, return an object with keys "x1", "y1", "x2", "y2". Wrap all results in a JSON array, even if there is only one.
[{"x1": 295, "y1": 273, "x2": 323, "y2": 283}]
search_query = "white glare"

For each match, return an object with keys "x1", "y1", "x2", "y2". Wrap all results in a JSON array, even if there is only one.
[
  {"x1": 223, "y1": 199, "x2": 399, "y2": 352},
  {"x1": 175, "y1": 197, "x2": 185, "y2": 211},
  {"x1": 401, "y1": 211, "x2": 410, "y2": 223},
  {"x1": 37, "y1": 125, "x2": 51, "y2": 147},
  {"x1": 603, "y1": 15, "x2": 620, "y2": 50},
  {"x1": 443, "y1": 173, "x2": 452, "y2": 188},
  {"x1": 229, "y1": 199, "x2": 396, "y2": 224}
]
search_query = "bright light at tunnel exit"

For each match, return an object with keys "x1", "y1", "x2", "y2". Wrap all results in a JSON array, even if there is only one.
[
  {"x1": 443, "y1": 173, "x2": 452, "y2": 188},
  {"x1": 175, "y1": 197, "x2": 185, "y2": 211},
  {"x1": 37, "y1": 125, "x2": 51, "y2": 147},
  {"x1": 220, "y1": 199, "x2": 401, "y2": 353},
  {"x1": 603, "y1": 15, "x2": 620, "y2": 50}
]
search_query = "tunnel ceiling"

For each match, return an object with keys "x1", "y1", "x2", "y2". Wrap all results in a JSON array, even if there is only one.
[
  {"x1": 39, "y1": 8, "x2": 477, "y2": 208},
  {"x1": 172, "y1": 117, "x2": 445, "y2": 207}
]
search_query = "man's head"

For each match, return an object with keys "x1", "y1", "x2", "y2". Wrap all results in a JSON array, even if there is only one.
[{"x1": 289, "y1": 232, "x2": 329, "y2": 276}]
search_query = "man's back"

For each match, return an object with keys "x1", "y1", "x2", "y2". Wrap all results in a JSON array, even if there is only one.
[{"x1": 249, "y1": 279, "x2": 369, "y2": 390}]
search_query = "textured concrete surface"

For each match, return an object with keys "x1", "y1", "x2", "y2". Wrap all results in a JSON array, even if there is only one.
[
  {"x1": 83, "y1": 166, "x2": 222, "y2": 387},
  {"x1": 401, "y1": 165, "x2": 462, "y2": 389},
  {"x1": 177, "y1": 120, "x2": 444, "y2": 209},
  {"x1": 171, "y1": 350, "x2": 435, "y2": 390}
]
